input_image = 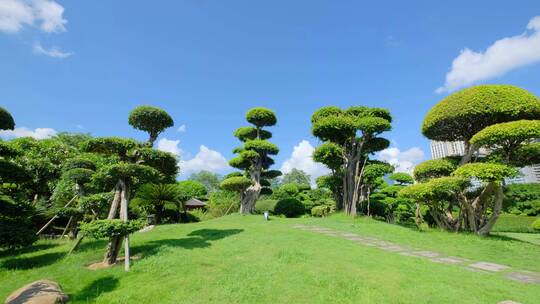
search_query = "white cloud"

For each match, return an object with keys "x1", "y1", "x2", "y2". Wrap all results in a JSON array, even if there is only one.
[
  {"x1": 33, "y1": 41, "x2": 72, "y2": 58},
  {"x1": 156, "y1": 138, "x2": 183, "y2": 157},
  {"x1": 437, "y1": 15, "x2": 540, "y2": 93},
  {"x1": 0, "y1": 0, "x2": 33, "y2": 32},
  {"x1": 177, "y1": 124, "x2": 186, "y2": 132},
  {"x1": 377, "y1": 147, "x2": 425, "y2": 174},
  {"x1": 280, "y1": 140, "x2": 331, "y2": 185},
  {"x1": 181, "y1": 145, "x2": 230, "y2": 176},
  {"x1": 0, "y1": 0, "x2": 66, "y2": 33},
  {"x1": 0, "y1": 126, "x2": 56, "y2": 139},
  {"x1": 32, "y1": 0, "x2": 66, "y2": 33}
]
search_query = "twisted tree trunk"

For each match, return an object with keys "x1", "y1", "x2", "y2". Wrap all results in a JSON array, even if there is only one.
[
  {"x1": 103, "y1": 179, "x2": 127, "y2": 265},
  {"x1": 239, "y1": 156, "x2": 263, "y2": 215}
]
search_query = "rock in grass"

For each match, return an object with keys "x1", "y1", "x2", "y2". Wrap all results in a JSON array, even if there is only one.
[{"x1": 5, "y1": 280, "x2": 69, "y2": 304}]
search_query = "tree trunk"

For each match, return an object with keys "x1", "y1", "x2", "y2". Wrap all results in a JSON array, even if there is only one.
[
  {"x1": 414, "y1": 203, "x2": 423, "y2": 228},
  {"x1": 103, "y1": 179, "x2": 129, "y2": 266},
  {"x1": 240, "y1": 183, "x2": 261, "y2": 214},
  {"x1": 107, "y1": 181, "x2": 122, "y2": 219},
  {"x1": 477, "y1": 184, "x2": 503, "y2": 236},
  {"x1": 239, "y1": 157, "x2": 263, "y2": 215},
  {"x1": 460, "y1": 141, "x2": 476, "y2": 165}
]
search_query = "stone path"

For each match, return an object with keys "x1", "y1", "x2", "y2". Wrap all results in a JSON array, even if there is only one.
[{"x1": 291, "y1": 224, "x2": 540, "y2": 285}]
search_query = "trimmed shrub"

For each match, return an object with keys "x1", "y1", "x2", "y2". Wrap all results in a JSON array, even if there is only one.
[
  {"x1": 532, "y1": 218, "x2": 540, "y2": 232},
  {"x1": 311, "y1": 205, "x2": 334, "y2": 217},
  {"x1": 255, "y1": 199, "x2": 278, "y2": 213},
  {"x1": 274, "y1": 198, "x2": 305, "y2": 218},
  {"x1": 80, "y1": 219, "x2": 143, "y2": 239}
]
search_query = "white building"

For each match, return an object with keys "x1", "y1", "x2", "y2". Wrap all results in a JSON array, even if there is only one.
[
  {"x1": 430, "y1": 141, "x2": 465, "y2": 159},
  {"x1": 429, "y1": 140, "x2": 539, "y2": 184}
]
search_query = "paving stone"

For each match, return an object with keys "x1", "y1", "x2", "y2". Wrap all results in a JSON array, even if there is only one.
[
  {"x1": 412, "y1": 251, "x2": 440, "y2": 258},
  {"x1": 399, "y1": 252, "x2": 419, "y2": 257},
  {"x1": 344, "y1": 236, "x2": 366, "y2": 241},
  {"x1": 430, "y1": 257, "x2": 467, "y2": 264},
  {"x1": 469, "y1": 262, "x2": 510, "y2": 272},
  {"x1": 378, "y1": 245, "x2": 407, "y2": 252},
  {"x1": 505, "y1": 271, "x2": 540, "y2": 284},
  {"x1": 497, "y1": 301, "x2": 522, "y2": 304},
  {"x1": 341, "y1": 233, "x2": 359, "y2": 237}
]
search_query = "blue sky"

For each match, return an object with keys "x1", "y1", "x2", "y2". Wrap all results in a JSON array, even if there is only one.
[{"x1": 1, "y1": 1, "x2": 540, "y2": 181}]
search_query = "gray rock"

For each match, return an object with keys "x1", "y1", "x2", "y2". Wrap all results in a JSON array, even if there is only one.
[
  {"x1": 505, "y1": 271, "x2": 540, "y2": 284},
  {"x1": 5, "y1": 280, "x2": 69, "y2": 304}
]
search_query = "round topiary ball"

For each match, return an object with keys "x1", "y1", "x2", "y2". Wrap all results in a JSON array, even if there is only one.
[
  {"x1": 246, "y1": 107, "x2": 277, "y2": 127},
  {"x1": 0, "y1": 107, "x2": 15, "y2": 131},
  {"x1": 274, "y1": 198, "x2": 305, "y2": 218}
]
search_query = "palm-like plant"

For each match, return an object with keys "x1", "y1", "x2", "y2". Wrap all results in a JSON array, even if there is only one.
[{"x1": 133, "y1": 183, "x2": 181, "y2": 224}]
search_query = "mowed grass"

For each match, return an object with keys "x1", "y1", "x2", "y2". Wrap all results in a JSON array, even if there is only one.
[
  {"x1": 1, "y1": 214, "x2": 539, "y2": 304},
  {"x1": 492, "y1": 214, "x2": 539, "y2": 233}
]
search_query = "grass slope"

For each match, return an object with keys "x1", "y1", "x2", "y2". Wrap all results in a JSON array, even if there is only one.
[{"x1": 1, "y1": 214, "x2": 539, "y2": 304}]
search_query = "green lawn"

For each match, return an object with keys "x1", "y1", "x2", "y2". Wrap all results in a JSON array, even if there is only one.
[
  {"x1": 1, "y1": 214, "x2": 539, "y2": 304},
  {"x1": 492, "y1": 214, "x2": 539, "y2": 233}
]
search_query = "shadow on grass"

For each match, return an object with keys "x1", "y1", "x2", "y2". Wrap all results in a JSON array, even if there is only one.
[
  {"x1": 0, "y1": 243, "x2": 59, "y2": 258},
  {"x1": 75, "y1": 239, "x2": 108, "y2": 253},
  {"x1": 73, "y1": 276, "x2": 119, "y2": 302},
  {"x1": 131, "y1": 228, "x2": 243, "y2": 258},
  {"x1": 1, "y1": 252, "x2": 65, "y2": 270}
]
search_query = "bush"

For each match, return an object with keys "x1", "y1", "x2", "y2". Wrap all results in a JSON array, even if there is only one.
[
  {"x1": 206, "y1": 190, "x2": 239, "y2": 217},
  {"x1": 188, "y1": 209, "x2": 214, "y2": 222},
  {"x1": 532, "y1": 218, "x2": 540, "y2": 231},
  {"x1": 274, "y1": 198, "x2": 305, "y2": 218},
  {"x1": 504, "y1": 183, "x2": 540, "y2": 216},
  {"x1": 311, "y1": 205, "x2": 334, "y2": 217},
  {"x1": 80, "y1": 219, "x2": 143, "y2": 239},
  {"x1": 255, "y1": 199, "x2": 278, "y2": 213},
  {"x1": 0, "y1": 195, "x2": 37, "y2": 249}
]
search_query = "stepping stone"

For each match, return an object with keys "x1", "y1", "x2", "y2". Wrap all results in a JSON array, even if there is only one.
[
  {"x1": 412, "y1": 251, "x2": 440, "y2": 258},
  {"x1": 469, "y1": 262, "x2": 510, "y2": 272},
  {"x1": 399, "y1": 252, "x2": 418, "y2": 257},
  {"x1": 310, "y1": 227, "x2": 332, "y2": 232},
  {"x1": 498, "y1": 301, "x2": 522, "y2": 304},
  {"x1": 505, "y1": 271, "x2": 540, "y2": 284},
  {"x1": 379, "y1": 245, "x2": 407, "y2": 252},
  {"x1": 344, "y1": 236, "x2": 366, "y2": 241},
  {"x1": 291, "y1": 224, "x2": 308, "y2": 229},
  {"x1": 341, "y1": 233, "x2": 359, "y2": 238},
  {"x1": 430, "y1": 256, "x2": 467, "y2": 264}
]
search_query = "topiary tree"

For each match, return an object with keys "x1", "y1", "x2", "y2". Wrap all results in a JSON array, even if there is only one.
[
  {"x1": 128, "y1": 105, "x2": 174, "y2": 146},
  {"x1": 220, "y1": 107, "x2": 281, "y2": 214},
  {"x1": 388, "y1": 172, "x2": 414, "y2": 185},
  {"x1": 0, "y1": 106, "x2": 15, "y2": 131},
  {"x1": 82, "y1": 136, "x2": 169, "y2": 267},
  {"x1": 311, "y1": 106, "x2": 392, "y2": 216},
  {"x1": 406, "y1": 84, "x2": 540, "y2": 235}
]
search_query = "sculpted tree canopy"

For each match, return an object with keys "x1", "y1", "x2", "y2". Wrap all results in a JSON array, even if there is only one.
[
  {"x1": 311, "y1": 105, "x2": 393, "y2": 216},
  {"x1": 388, "y1": 172, "x2": 414, "y2": 185},
  {"x1": 413, "y1": 158, "x2": 458, "y2": 182},
  {"x1": 422, "y1": 85, "x2": 540, "y2": 142},
  {"x1": 0, "y1": 106, "x2": 15, "y2": 130},
  {"x1": 128, "y1": 105, "x2": 174, "y2": 146},
  {"x1": 221, "y1": 107, "x2": 280, "y2": 214}
]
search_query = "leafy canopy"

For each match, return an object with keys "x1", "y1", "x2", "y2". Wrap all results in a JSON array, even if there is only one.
[{"x1": 422, "y1": 85, "x2": 540, "y2": 142}]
